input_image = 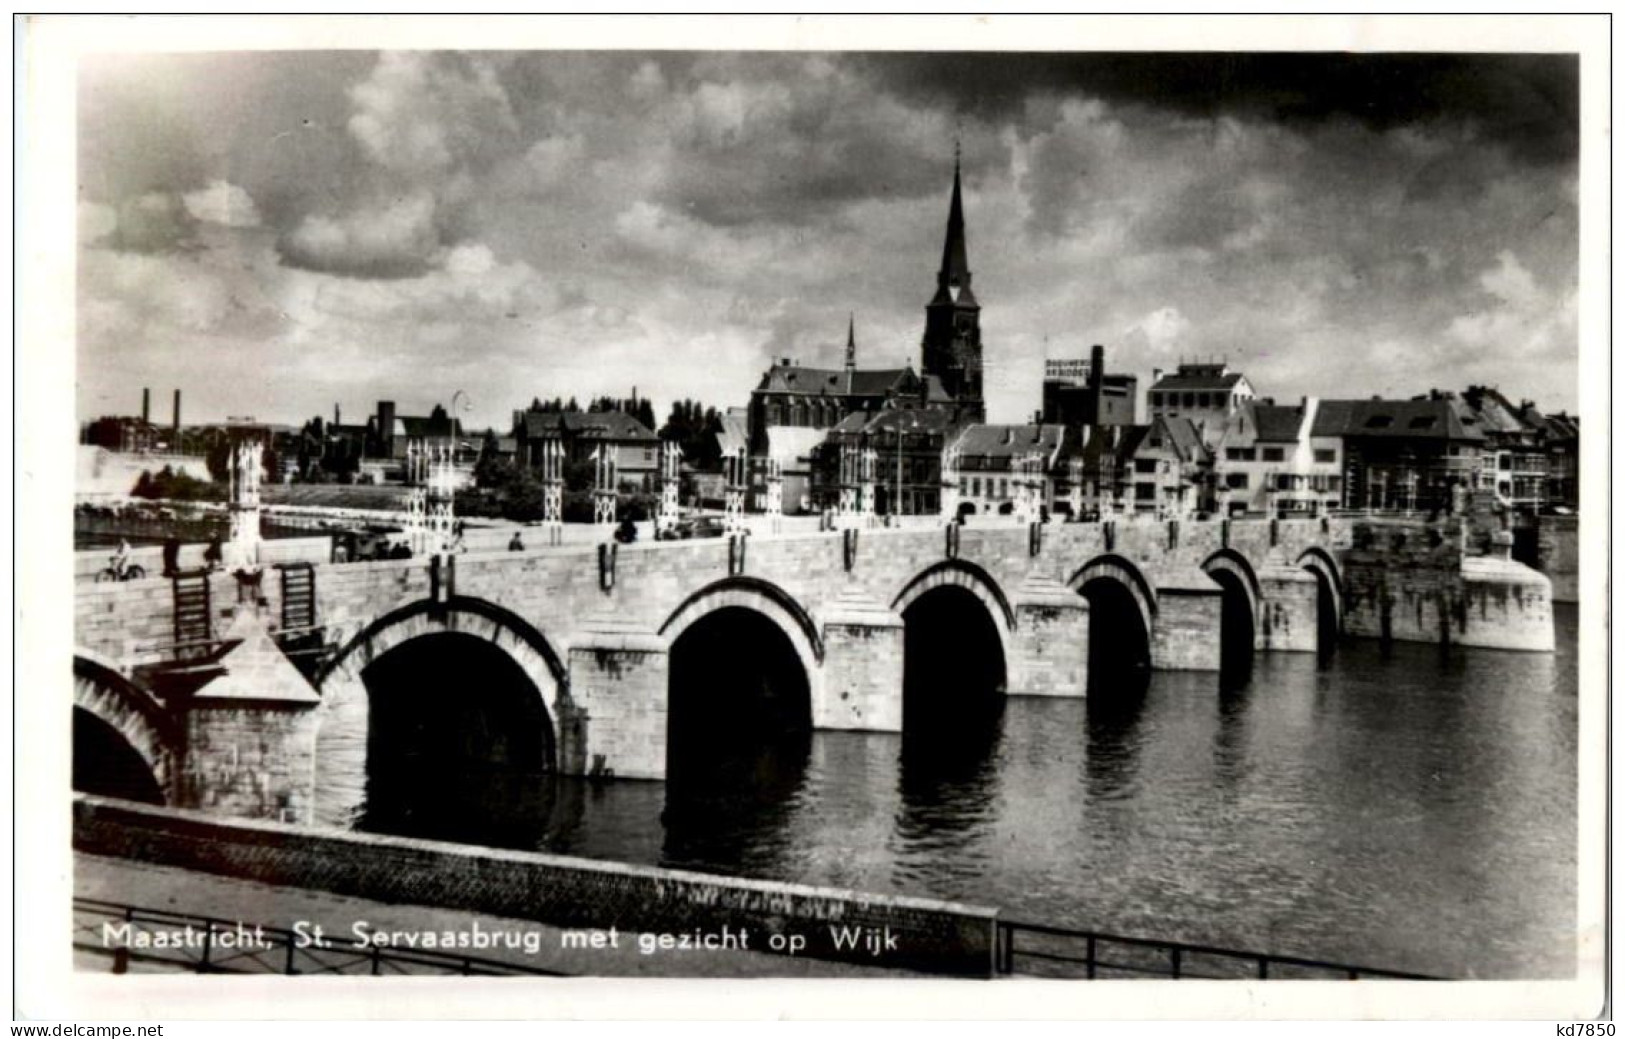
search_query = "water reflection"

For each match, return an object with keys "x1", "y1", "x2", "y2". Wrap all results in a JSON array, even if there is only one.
[{"x1": 352, "y1": 606, "x2": 1578, "y2": 980}]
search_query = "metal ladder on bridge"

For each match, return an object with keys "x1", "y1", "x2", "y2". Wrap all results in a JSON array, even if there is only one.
[
  {"x1": 278, "y1": 563, "x2": 316, "y2": 632},
  {"x1": 170, "y1": 571, "x2": 212, "y2": 660}
]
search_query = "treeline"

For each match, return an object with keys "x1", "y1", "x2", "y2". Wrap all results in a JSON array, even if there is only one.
[{"x1": 659, "y1": 399, "x2": 726, "y2": 471}]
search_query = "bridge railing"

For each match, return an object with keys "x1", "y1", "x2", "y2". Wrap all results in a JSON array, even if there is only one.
[
  {"x1": 73, "y1": 897, "x2": 566, "y2": 977},
  {"x1": 994, "y1": 919, "x2": 1438, "y2": 980}
]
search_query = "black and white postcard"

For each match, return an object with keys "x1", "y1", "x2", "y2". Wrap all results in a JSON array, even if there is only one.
[{"x1": 15, "y1": 13, "x2": 1609, "y2": 1024}]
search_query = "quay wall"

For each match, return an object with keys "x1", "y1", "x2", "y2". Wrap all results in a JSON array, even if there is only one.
[
  {"x1": 1536, "y1": 515, "x2": 1579, "y2": 604},
  {"x1": 73, "y1": 795, "x2": 999, "y2": 977}
]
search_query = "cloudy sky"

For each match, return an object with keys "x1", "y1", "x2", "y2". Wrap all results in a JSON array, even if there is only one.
[{"x1": 77, "y1": 49, "x2": 1579, "y2": 430}]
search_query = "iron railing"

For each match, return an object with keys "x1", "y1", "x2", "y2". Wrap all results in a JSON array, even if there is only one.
[
  {"x1": 995, "y1": 919, "x2": 1439, "y2": 981},
  {"x1": 73, "y1": 897, "x2": 566, "y2": 977}
]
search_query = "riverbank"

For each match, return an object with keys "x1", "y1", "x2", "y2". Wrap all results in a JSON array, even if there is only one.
[{"x1": 74, "y1": 852, "x2": 923, "y2": 979}]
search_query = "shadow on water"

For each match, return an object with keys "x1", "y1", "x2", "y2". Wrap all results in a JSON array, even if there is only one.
[
  {"x1": 356, "y1": 631, "x2": 557, "y2": 849},
  {"x1": 1083, "y1": 666, "x2": 1152, "y2": 802},
  {"x1": 895, "y1": 584, "x2": 1007, "y2": 843},
  {"x1": 660, "y1": 605, "x2": 813, "y2": 876}
]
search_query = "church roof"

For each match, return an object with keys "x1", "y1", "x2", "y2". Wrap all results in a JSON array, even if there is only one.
[{"x1": 755, "y1": 364, "x2": 917, "y2": 398}]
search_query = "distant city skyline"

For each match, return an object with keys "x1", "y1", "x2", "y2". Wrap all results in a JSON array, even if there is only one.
[{"x1": 78, "y1": 49, "x2": 1579, "y2": 432}]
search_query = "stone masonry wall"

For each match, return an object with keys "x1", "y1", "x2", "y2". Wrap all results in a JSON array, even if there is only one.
[
  {"x1": 74, "y1": 795, "x2": 999, "y2": 976},
  {"x1": 177, "y1": 705, "x2": 317, "y2": 823}
]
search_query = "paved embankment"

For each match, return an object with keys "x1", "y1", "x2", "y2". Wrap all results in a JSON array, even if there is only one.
[
  {"x1": 75, "y1": 852, "x2": 925, "y2": 978},
  {"x1": 74, "y1": 797, "x2": 999, "y2": 977}
]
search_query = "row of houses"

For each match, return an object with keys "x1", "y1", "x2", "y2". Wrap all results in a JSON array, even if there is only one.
[{"x1": 780, "y1": 359, "x2": 1579, "y2": 522}]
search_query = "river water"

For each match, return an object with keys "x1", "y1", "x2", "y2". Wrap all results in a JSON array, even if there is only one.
[{"x1": 361, "y1": 605, "x2": 1578, "y2": 980}]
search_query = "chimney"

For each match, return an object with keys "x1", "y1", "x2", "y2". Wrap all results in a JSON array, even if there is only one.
[
  {"x1": 172, "y1": 390, "x2": 181, "y2": 437},
  {"x1": 1152, "y1": 367, "x2": 1164, "y2": 387},
  {"x1": 335, "y1": 403, "x2": 341, "y2": 426},
  {"x1": 1003, "y1": 429, "x2": 1014, "y2": 446},
  {"x1": 141, "y1": 388, "x2": 150, "y2": 424}
]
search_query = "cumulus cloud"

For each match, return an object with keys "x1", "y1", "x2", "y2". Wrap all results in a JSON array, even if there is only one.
[
  {"x1": 181, "y1": 180, "x2": 263, "y2": 228},
  {"x1": 76, "y1": 51, "x2": 1581, "y2": 428},
  {"x1": 279, "y1": 192, "x2": 444, "y2": 278}
]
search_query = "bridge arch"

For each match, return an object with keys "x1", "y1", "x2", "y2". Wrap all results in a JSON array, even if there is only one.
[
  {"x1": 1296, "y1": 546, "x2": 1344, "y2": 649},
  {"x1": 1068, "y1": 554, "x2": 1157, "y2": 686},
  {"x1": 1202, "y1": 549, "x2": 1261, "y2": 676},
  {"x1": 312, "y1": 597, "x2": 568, "y2": 830},
  {"x1": 73, "y1": 653, "x2": 173, "y2": 803},
  {"x1": 891, "y1": 559, "x2": 1016, "y2": 664},
  {"x1": 1068, "y1": 554, "x2": 1158, "y2": 637},
  {"x1": 659, "y1": 576, "x2": 823, "y2": 677},
  {"x1": 660, "y1": 577, "x2": 819, "y2": 785}
]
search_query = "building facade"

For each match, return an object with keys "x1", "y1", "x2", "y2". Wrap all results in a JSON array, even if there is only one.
[
  {"x1": 1041, "y1": 343, "x2": 1139, "y2": 429},
  {"x1": 1312, "y1": 395, "x2": 1484, "y2": 513},
  {"x1": 1147, "y1": 363, "x2": 1256, "y2": 450},
  {"x1": 1211, "y1": 398, "x2": 1343, "y2": 518}
]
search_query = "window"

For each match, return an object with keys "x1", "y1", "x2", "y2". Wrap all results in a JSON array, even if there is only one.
[
  {"x1": 1407, "y1": 416, "x2": 1437, "y2": 430},
  {"x1": 1148, "y1": 436, "x2": 1162, "y2": 448},
  {"x1": 999, "y1": 479, "x2": 1008, "y2": 498},
  {"x1": 1197, "y1": 393, "x2": 1210, "y2": 408},
  {"x1": 1363, "y1": 415, "x2": 1393, "y2": 429},
  {"x1": 1275, "y1": 473, "x2": 1295, "y2": 490},
  {"x1": 971, "y1": 477, "x2": 981, "y2": 496},
  {"x1": 1133, "y1": 458, "x2": 1157, "y2": 473},
  {"x1": 1135, "y1": 483, "x2": 1156, "y2": 501},
  {"x1": 1225, "y1": 472, "x2": 1249, "y2": 489},
  {"x1": 1150, "y1": 392, "x2": 1162, "y2": 407},
  {"x1": 1261, "y1": 447, "x2": 1285, "y2": 462},
  {"x1": 1498, "y1": 454, "x2": 1512, "y2": 471},
  {"x1": 1183, "y1": 392, "x2": 1196, "y2": 408},
  {"x1": 1314, "y1": 448, "x2": 1336, "y2": 464},
  {"x1": 1225, "y1": 447, "x2": 1256, "y2": 462}
]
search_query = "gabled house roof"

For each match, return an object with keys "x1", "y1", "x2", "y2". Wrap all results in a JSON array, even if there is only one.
[
  {"x1": 948, "y1": 423, "x2": 1067, "y2": 461},
  {"x1": 1312, "y1": 398, "x2": 1486, "y2": 441},
  {"x1": 517, "y1": 409, "x2": 656, "y2": 442},
  {"x1": 1151, "y1": 365, "x2": 1249, "y2": 393},
  {"x1": 1250, "y1": 402, "x2": 1307, "y2": 442}
]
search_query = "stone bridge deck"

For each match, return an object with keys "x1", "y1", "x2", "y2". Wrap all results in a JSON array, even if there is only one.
[{"x1": 73, "y1": 515, "x2": 1553, "y2": 828}]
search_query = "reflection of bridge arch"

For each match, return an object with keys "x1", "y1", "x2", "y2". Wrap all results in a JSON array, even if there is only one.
[
  {"x1": 73, "y1": 652, "x2": 174, "y2": 802},
  {"x1": 659, "y1": 577, "x2": 823, "y2": 678},
  {"x1": 891, "y1": 560, "x2": 1015, "y2": 668},
  {"x1": 1067, "y1": 554, "x2": 1158, "y2": 639},
  {"x1": 312, "y1": 597, "x2": 568, "y2": 829}
]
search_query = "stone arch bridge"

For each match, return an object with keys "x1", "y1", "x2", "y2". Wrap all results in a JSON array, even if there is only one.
[{"x1": 73, "y1": 515, "x2": 1552, "y2": 826}]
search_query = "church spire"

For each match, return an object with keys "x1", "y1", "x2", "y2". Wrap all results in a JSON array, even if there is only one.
[
  {"x1": 936, "y1": 148, "x2": 975, "y2": 305},
  {"x1": 845, "y1": 313, "x2": 857, "y2": 371}
]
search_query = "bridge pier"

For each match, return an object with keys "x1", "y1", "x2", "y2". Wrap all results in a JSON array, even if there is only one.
[
  {"x1": 566, "y1": 621, "x2": 670, "y2": 780},
  {"x1": 1258, "y1": 567, "x2": 1320, "y2": 653},
  {"x1": 1008, "y1": 575, "x2": 1090, "y2": 697},
  {"x1": 176, "y1": 614, "x2": 321, "y2": 823},
  {"x1": 816, "y1": 591, "x2": 903, "y2": 732},
  {"x1": 1150, "y1": 578, "x2": 1222, "y2": 672}
]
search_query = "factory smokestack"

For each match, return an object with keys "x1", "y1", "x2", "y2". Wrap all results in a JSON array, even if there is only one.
[
  {"x1": 141, "y1": 388, "x2": 150, "y2": 424},
  {"x1": 172, "y1": 390, "x2": 181, "y2": 437}
]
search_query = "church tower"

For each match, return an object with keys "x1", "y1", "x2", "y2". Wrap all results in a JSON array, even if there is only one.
[{"x1": 921, "y1": 152, "x2": 986, "y2": 423}]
